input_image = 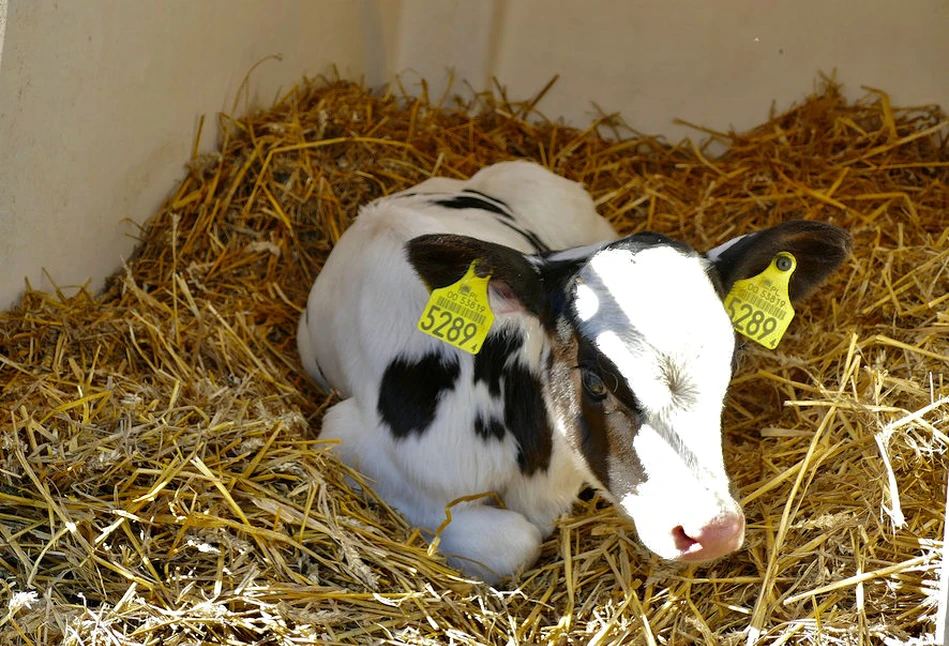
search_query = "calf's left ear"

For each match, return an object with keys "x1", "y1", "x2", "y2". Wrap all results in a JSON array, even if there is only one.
[{"x1": 705, "y1": 220, "x2": 853, "y2": 302}]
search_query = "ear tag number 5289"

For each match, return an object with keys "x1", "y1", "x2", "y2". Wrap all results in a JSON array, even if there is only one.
[
  {"x1": 417, "y1": 260, "x2": 495, "y2": 355},
  {"x1": 725, "y1": 252, "x2": 796, "y2": 349}
]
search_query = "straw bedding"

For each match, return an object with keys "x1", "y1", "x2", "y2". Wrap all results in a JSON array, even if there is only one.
[{"x1": 1, "y1": 76, "x2": 947, "y2": 645}]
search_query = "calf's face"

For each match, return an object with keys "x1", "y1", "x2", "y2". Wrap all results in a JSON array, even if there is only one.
[
  {"x1": 408, "y1": 221, "x2": 852, "y2": 564},
  {"x1": 554, "y1": 240, "x2": 743, "y2": 561}
]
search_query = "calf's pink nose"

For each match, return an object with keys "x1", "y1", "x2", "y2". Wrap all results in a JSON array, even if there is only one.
[{"x1": 672, "y1": 512, "x2": 745, "y2": 562}]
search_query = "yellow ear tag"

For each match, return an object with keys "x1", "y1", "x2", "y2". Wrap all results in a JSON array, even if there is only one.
[
  {"x1": 724, "y1": 252, "x2": 797, "y2": 349},
  {"x1": 417, "y1": 260, "x2": 495, "y2": 354}
]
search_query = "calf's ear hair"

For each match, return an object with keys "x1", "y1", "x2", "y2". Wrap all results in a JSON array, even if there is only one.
[
  {"x1": 406, "y1": 234, "x2": 545, "y2": 317},
  {"x1": 706, "y1": 220, "x2": 853, "y2": 302}
]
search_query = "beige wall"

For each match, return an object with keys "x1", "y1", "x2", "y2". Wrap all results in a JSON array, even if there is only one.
[
  {"x1": 492, "y1": 0, "x2": 949, "y2": 138},
  {"x1": 0, "y1": 0, "x2": 378, "y2": 307},
  {"x1": 1, "y1": 0, "x2": 947, "y2": 307}
]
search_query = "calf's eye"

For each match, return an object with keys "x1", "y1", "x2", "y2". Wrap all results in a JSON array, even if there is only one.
[{"x1": 581, "y1": 369, "x2": 608, "y2": 401}]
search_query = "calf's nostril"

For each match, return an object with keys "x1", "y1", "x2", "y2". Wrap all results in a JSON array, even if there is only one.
[
  {"x1": 671, "y1": 525, "x2": 700, "y2": 552},
  {"x1": 673, "y1": 514, "x2": 745, "y2": 560}
]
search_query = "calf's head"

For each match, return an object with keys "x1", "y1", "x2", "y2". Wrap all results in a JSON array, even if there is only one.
[{"x1": 408, "y1": 221, "x2": 852, "y2": 563}]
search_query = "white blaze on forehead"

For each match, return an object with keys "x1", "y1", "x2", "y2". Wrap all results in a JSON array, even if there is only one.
[
  {"x1": 577, "y1": 245, "x2": 735, "y2": 417},
  {"x1": 574, "y1": 282, "x2": 600, "y2": 321}
]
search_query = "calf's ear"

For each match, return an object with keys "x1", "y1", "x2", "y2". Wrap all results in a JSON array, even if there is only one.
[
  {"x1": 406, "y1": 234, "x2": 545, "y2": 317},
  {"x1": 705, "y1": 220, "x2": 853, "y2": 302}
]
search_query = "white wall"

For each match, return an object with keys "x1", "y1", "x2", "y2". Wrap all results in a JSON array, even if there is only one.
[{"x1": 2, "y1": 0, "x2": 948, "y2": 308}]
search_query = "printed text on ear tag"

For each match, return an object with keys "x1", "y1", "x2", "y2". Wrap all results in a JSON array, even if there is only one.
[
  {"x1": 725, "y1": 252, "x2": 797, "y2": 349},
  {"x1": 417, "y1": 260, "x2": 495, "y2": 354}
]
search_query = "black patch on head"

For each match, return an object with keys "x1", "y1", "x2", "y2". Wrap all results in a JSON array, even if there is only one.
[
  {"x1": 585, "y1": 346, "x2": 643, "y2": 415},
  {"x1": 503, "y1": 363, "x2": 553, "y2": 475},
  {"x1": 377, "y1": 353, "x2": 460, "y2": 438},
  {"x1": 573, "y1": 337, "x2": 647, "y2": 490},
  {"x1": 535, "y1": 266, "x2": 586, "y2": 336},
  {"x1": 474, "y1": 414, "x2": 506, "y2": 441},
  {"x1": 607, "y1": 231, "x2": 697, "y2": 257},
  {"x1": 433, "y1": 194, "x2": 510, "y2": 218},
  {"x1": 474, "y1": 331, "x2": 524, "y2": 397},
  {"x1": 578, "y1": 385, "x2": 612, "y2": 489}
]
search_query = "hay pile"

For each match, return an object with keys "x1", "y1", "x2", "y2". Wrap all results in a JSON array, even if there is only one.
[{"x1": 1, "y1": 76, "x2": 947, "y2": 645}]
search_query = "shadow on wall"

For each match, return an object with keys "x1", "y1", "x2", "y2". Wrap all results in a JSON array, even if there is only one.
[{"x1": 0, "y1": 0, "x2": 8, "y2": 67}]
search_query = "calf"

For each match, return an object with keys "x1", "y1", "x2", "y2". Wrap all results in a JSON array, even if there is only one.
[{"x1": 298, "y1": 161, "x2": 851, "y2": 582}]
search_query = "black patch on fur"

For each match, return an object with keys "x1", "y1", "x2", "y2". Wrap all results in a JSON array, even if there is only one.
[
  {"x1": 474, "y1": 414, "x2": 506, "y2": 442},
  {"x1": 501, "y1": 222, "x2": 550, "y2": 254},
  {"x1": 503, "y1": 363, "x2": 553, "y2": 475},
  {"x1": 471, "y1": 331, "x2": 551, "y2": 469},
  {"x1": 474, "y1": 331, "x2": 524, "y2": 397},
  {"x1": 431, "y1": 194, "x2": 549, "y2": 254},
  {"x1": 461, "y1": 189, "x2": 512, "y2": 216},
  {"x1": 378, "y1": 353, "x2": 460, "y2": 438},
  {"x1": 433, "y1": 194, "x2": 510, "y2": 218}
]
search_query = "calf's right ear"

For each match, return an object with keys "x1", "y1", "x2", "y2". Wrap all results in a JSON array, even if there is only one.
[
  {"x1": 705, "y1": 220, "x2": 853, "y2": 302},
  {"x1": 406, "y1": 234, "x2": 546, "y2": 317}
]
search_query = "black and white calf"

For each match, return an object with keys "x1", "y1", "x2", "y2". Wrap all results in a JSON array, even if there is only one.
[{"x1": 298, "y1": 161, "x2": 851, "y2": 582}]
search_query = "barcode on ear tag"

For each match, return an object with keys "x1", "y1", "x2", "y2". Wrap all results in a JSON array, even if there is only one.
[
  {"x1": 725, "y1": 252, "x2": 797, "y2": 349},
  {"x1": 417, "y1": 260, "x2": 495, "y2": 354}
]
